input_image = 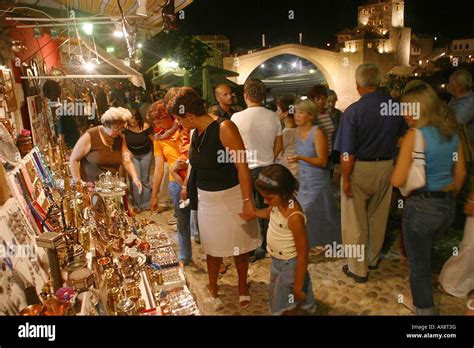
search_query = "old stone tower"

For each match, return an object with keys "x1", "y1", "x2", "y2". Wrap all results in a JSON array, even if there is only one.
[{"x1": 338, "y1": 0, "x2": 411, "y2": 67}]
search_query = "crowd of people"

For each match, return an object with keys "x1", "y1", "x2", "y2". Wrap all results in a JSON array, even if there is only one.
[{"x1": 66, "y1": 64, "x2": 474, "y2": 316}]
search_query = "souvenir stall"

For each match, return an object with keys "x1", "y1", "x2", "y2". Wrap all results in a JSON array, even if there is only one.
[
  {"x1": 0, "y1": 139, "x2": 200, "y2": 316},
  {"x1": 1, "y1": 67, "x2": 199, "y2": 316},
  {"x1": 0, "y1": 0, "x2": 199, "y2": 317}
]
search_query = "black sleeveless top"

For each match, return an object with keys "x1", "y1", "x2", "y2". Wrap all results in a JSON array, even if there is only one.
[
  {"x1": 123, "y1": 127, "x2": 153, "y2": 156},
  {"x1": 189, "y1": 117, "x2": 239, "y2": 191}
]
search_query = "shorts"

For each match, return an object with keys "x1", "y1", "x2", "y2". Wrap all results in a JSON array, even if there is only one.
[{"x1": 269, "y1": 256, "x2": 315, "y2": 315}]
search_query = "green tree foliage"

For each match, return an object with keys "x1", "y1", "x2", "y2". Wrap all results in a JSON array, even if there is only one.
[
  {"x1": 174, "y1": 35, "x2": 213, "y2": 71},
  {"x1": 143, "y1": 31, "x2": 212, "y2": 73}
]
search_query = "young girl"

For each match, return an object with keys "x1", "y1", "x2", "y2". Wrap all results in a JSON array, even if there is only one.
[{"x1": 255, "y1": 164, "x2": 315, "y2": 315}]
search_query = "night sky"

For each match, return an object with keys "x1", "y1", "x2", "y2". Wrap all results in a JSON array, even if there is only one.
[{"x1": 178, "y1": 0, "x2": 474, "y2": 51}]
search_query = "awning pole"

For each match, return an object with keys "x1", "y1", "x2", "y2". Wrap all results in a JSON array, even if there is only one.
[
  {"x1": 15, "y1": 22, "x2": 116, "y2": 29},
  {"x1": 5, "y1": 15, "x2": 144, "y2": 22},
  {"x1": 21, "y1": 75, "x2": 136, "y2": 79}
]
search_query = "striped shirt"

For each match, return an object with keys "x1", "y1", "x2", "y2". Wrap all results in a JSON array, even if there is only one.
[{"x1": 315, "y1": 113, "x2": 335, "y2": 152}]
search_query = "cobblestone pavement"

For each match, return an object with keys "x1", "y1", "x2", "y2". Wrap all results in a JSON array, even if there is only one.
[{"x1": 139, "y1": 209, "x2": 468, "y2": 316}]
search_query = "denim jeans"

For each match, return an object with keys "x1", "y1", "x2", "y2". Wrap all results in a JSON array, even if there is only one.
[
  {"x1": 190, "y1": 209, "x2": 200, "y2": 238},
  {"x1": 251, "y1": 167, "x2": 269, "y2": 250},
  {"x1": 269, "y1": 257, "x2": 315, "y2": 315},
  {"x1": 158, "y1": 163, "x2": 171, "y2": 208},
  {"x1": 403, "y1": 193, "x2": 455, "y2": 311},
  {"x1": 131, "y1": 151, "x2": 152, "y2": 210},
  {"x1": 168, "y1": 181, "x2": 192, "y2": 263}
]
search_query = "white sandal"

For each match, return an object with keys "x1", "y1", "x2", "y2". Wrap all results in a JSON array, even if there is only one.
[
  {"x1": 400, "y1": 292, "x2": 415, "y2": 314},
  {"x1": 239, "y1": 295, "x2": 251, "y2": 309}
]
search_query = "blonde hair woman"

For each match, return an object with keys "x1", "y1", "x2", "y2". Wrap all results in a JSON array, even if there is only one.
[
  {"x1": 392, "y1": 82, "x2": 466, "y2": 315},
  {"x1": 70, "y1": 107, "x2": 142, "y2": 193},
  {"x1": 287, "y1": 98, "x2": 341, "y2": 249}
]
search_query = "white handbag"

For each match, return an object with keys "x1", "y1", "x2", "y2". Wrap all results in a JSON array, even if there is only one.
[{"x1": 399, "y1": 128, "x2": 426, "y2": 197}]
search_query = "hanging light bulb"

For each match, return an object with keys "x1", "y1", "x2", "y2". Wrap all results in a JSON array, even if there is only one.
[
  {"x1": 34, "y1": 26, "x2": 43, "y2": 38},
  {"x1": 82, "y1": 23, "x2": 94, "y2": 36},
  {"x1": 136, "y1": 0, "x2": 148, "y2": 16},
  {"x1": 50, "y1": 27, "x2": 58, "y2": 39},
  {"x1": 11, "y1": 40, "x2": 27, "y2": 53},
  {"x1": 83, "y1": 61, "x2": 95, "y2": 72},
  {"x1": 113, "y1": 21, "x2": 124, "y2": 38}
]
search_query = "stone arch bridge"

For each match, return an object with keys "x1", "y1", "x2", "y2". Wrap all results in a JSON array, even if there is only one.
[{"x1": 223, "y1": 43, "x2": 394, "y2": 110}]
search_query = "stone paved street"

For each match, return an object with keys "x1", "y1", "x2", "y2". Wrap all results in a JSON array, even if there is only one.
[{"x1": 138, "y1": 209, "x2": 469, "y2": 316}]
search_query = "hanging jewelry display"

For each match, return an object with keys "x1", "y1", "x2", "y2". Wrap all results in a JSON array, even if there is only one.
[
  {"x1": 25, "y1": 158, "x2": 39, "y2": 187},
  {"x1": 1, "y1": 140, "x2": 203, "y2": 316},
  {"x1": 32, "y1": 148, "x2": 55, "y2": 188},
  {"x1": 2, "y1": 200, "x2": 37, "y2": 241},
  {"x1": 6, "y1": 213, "x2": 32, "y2": 244},
  {"x1": 0, "y1": 122, "x2": 21, "y2": 167},
  {"x1": 0, "y1": 200, "x2": 48, "y2": 298},
  {"x1": 43, "y1": 154, "x2": 57, "y2": 188},
  {"x1": 14, "y1": 171, "x2": 32, "y2": 204},
  {"x1": 19, "y1": 165, "x2": 36, "y2": 202},
  {"x1": 31, "y1": 150, "x2": 48, "y2": 182},
  {"x1": 28, "y1": 201, "x2": 55, "y2": 233}
]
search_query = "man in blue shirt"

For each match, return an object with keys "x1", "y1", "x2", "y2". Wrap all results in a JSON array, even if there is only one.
[
  {"x1": 334, "y1": 63, "x2": 407, "y2": 282},
  {"x1": 448, "y1": 69, "x2": 474, "y2": 203}
]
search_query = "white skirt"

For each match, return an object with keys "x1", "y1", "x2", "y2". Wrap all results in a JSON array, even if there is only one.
[{"x1": 198, "y1": 185, "x2": 261, "y2": 257}]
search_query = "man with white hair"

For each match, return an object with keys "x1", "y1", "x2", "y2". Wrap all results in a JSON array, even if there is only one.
[
  {"x1": 448, "y1": 69, "x2": 474, "y2": 139},
  {"x1": 334, "y1": 63, "x2": 407, "y2": 283}
]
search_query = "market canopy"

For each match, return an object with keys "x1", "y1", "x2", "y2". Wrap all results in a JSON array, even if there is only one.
[
  {"x1": 152, "y1": 65, "x2": 239, "y2": 89},
  {"x1": 16, "y1": 0, "x2": 193, "y2": 34}
]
